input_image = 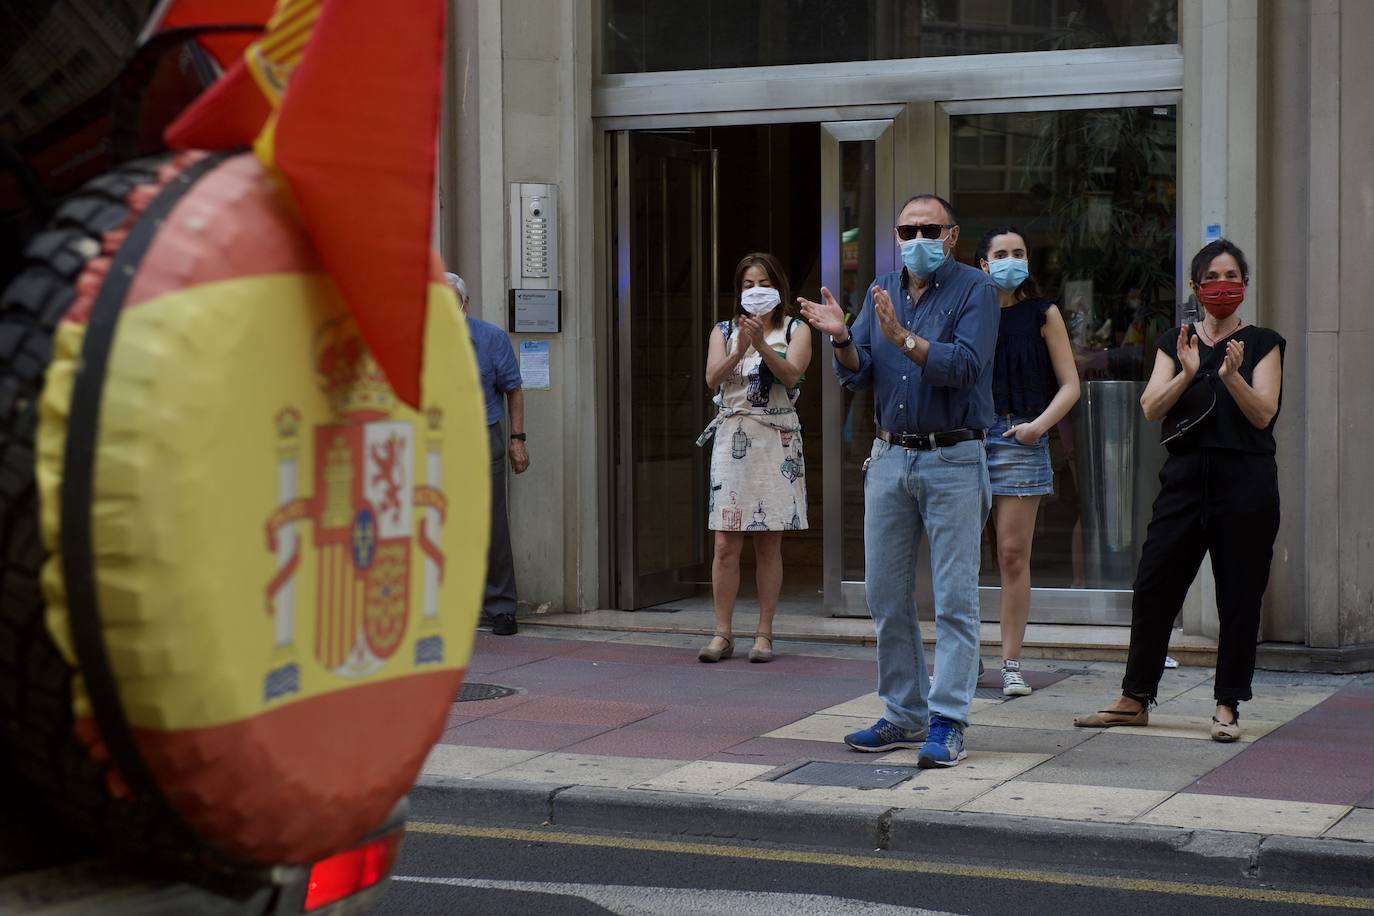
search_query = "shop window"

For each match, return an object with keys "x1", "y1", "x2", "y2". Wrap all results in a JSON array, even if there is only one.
[
  {"x1": 950, "y1": 104, "x2": 1177, "y2": 590},
  {"x1": 602, "y1": 0, "x2": 1177, "y2": 74}
]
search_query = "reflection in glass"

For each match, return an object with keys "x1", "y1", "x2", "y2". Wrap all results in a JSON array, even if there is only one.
[
  {"x1": 950, "y1": 105, "x2": 1177, "y2": 591},
  {"x1": 838, "y1": 142, "x2": 877, "y2": 581},
  {"x1": 603, "y1": 0, "x2": 1177, "y2": 74}
]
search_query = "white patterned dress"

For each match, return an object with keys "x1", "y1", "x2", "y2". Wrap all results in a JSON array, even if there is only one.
[{"x1": 699, "y1": 319, "x2": 808, "y2": 532}]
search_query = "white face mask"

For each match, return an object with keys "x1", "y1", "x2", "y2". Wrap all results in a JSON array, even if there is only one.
[{"x1": 740, "y1": 286, "x2": 781, "y2": 316}]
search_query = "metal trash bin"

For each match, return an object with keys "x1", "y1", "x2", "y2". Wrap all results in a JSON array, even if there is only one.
[{"x1": 1072, "y1": 380, "x2": 1167, "y2": 588}]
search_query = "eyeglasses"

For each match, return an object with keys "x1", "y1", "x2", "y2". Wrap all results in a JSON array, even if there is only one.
[{"x1": 895, "y1": 223, "x2": 953, "y2": 241}]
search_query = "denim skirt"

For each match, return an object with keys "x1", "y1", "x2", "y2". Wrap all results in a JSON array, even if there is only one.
[{"x1": 985, "y1": 414, "x2": 1053, "y2": 497}]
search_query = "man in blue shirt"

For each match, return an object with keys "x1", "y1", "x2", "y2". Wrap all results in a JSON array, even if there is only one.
[
  {"x1": 448, "y1": 273, "x2": 528, "y2": 636},
  {"x1": 800, "y1": 194, "x2": 998, "y2": 767}
]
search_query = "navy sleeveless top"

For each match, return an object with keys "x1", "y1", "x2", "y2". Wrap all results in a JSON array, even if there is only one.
[{"x1": 992, "y1": 297, "x2": 1057, "y2": 418}]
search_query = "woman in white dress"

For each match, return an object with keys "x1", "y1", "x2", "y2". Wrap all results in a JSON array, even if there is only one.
[{"x1": 697, "y1": 253, "x2": 812, "y2": 663}]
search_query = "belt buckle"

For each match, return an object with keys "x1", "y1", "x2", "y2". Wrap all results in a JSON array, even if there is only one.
[{"x1": 910, "y1": 432, "x2": 935, "y2": 450}]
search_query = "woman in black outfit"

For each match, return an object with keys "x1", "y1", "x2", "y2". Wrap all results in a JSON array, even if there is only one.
[{"x1": 1074, "y1": 239, "x2": 1284, "y2": 742}]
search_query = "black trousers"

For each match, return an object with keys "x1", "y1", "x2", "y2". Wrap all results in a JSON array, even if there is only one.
[
  {"x1": 484, "y1": 421, "x2": 518, "y2": 618},
  {"x1": 1122, "y1": 448, "x2": 1280, "y2": 705}
]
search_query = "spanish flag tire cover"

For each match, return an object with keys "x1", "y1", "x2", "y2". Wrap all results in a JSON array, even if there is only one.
[{"x1": 0, "y1": 151, "x2": 488, "y2": 867}]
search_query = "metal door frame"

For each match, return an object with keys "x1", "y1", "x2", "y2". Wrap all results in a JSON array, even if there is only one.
[
  {"x1": 819, "y1": 118, "x2": 896, "y2": 613},
  {"x1": 610, "y1": 131, "x2": 718, "y2": 610}
]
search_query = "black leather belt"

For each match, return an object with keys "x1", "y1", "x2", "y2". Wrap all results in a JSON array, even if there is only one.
[{"x1": 877, "y1": 427, "x2": 985, "y2": 450}]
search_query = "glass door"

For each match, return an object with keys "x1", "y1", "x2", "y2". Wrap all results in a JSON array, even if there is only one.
[
  {"x1": 819, "y1": 120, "x2": 895, "y2": 614},
  {"x1": 611, "y1": 131, "x2": 718, "y2": 609}
]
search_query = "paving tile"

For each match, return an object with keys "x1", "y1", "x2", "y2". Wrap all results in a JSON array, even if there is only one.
[
  {"x1": 631, "y1": 761, "x2": 775, "y2": 795},
  {"x1": 1184, "y1": 745, "x2": 1374, "y2": 806},
  {"x1": 967, "y1": 703, "x2": 1083, "y2": 731},
  {"x1": 792, "y1": 775, "x2": 1002, "y2": 812},
  {"x1": 1324, "y1": 808, "x2": 1374, "y2": 842},
  {"x1": 438, "y1": 717, "x2": 612, "y2": 752},
  {"x1": 488, "y1": 696, "x2": 664, "y2": 728},
  {"x1": 557, "y1": 728, "x2": 745, "y2": 761},
  {"x1": 717, "y1": 737, "x2": 869, "y2": 764},
  {"x1": 763, "y1": 714, "x2": 874, "y2": 743},
  {"x1": 962, "y1": 724, "x2": 1096, "y2": 755},
  {"x1": 626, "y1": 704, "x2": 813, "y2": 735},
  {"x1": 875, "y1": 751, "x2": 1049, "y2": 783},
  {"x1": 1137, "y1": 793, "x2": 1350, "y2": 837},
  {"x1": 717, "y1": 780, "x2": 814, "y2": 802},
  {"x1": 817, "y1": 692, "x2": 886, "y2": 719},
  {"x1": 1020, "y1": 734, "x2": 1243, "y2": 791},
  {"x1": 490, "y1": 752, "x2": 684, "y2": 789},
  {"x1": 422, "y1": 744, "x2": 543, "y2": 780},
  {"x1": 962, "y1": 781, "x2": 1171, "y2": 824}
]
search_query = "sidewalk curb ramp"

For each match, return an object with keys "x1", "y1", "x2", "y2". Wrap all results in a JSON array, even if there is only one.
[{"x1": 411, "y1": 775, "x2": 1374, "y2": 891}]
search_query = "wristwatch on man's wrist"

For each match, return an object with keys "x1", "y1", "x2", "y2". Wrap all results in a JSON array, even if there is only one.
[
  {"x1": 509, "y1": 433, "x2": 527, "y2": 441},
  {"x1": 830, "y1": 331, "x2": 853, "y2": 349},
  {"x1": 902, "y1": 334, "x2": 917, "y2": 352}
]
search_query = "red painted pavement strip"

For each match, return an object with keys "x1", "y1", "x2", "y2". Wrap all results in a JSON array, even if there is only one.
[
  {"x1": 557, "y1": 728, "x2": 750, "y2": 760},
  {"x1": 1182, "y1": 680, "x2": 1374, "y2": 806},
  {"x1": 439, "y1": 717, "x2": 615, "y2": 752},
  {"x1": 486, "y1": 696, "x2": 666, "y2": 728}
]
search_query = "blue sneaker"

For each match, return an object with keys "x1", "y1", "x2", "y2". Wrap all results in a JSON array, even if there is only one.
[
  {"x1": 917, "y1": 713, "x2": 967, "y2": 768},
  {"x1": 844, "y1": 717, "x2": 926, "y2": 753}
]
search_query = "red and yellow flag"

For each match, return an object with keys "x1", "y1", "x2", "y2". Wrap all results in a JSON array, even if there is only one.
[{"x1": 164, "y1": 0, "x2": 446, "y2": 409}]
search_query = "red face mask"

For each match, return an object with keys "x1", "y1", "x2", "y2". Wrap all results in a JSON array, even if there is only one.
[{"x1": 1197, "y1": 280, "x2": 1245, "y2": 320}]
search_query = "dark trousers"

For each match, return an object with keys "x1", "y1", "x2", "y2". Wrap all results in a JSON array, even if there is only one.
[
  {"x1": 1123, "y1": 449, "x2": 1280, "y2": 705},
  {"x1": 484, "y1": 421, "x2": 518, "y2": 618}
]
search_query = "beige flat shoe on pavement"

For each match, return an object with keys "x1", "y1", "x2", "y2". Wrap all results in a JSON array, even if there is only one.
[
  {"x1": 749, "y1": 633, "x2": 774, "y2": 664},
  {"x1": 1211, "y1": 706, "x2": 1241, "y2": 742},
  {"x1": 698, "y1": 633, "x2": 734, "y2": 663},
  {"x1": 1073, "y1": 706, "x2": 1149, "y2": 728}
]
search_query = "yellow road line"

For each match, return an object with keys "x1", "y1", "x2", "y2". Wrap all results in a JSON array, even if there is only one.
[{"x1": 407, "y1": 820, "x2": 1374, "y2": 910}]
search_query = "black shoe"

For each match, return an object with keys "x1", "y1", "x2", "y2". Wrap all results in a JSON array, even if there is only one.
[{"x1": 491, "y1": 615, "x2": 518, "y2": 636}]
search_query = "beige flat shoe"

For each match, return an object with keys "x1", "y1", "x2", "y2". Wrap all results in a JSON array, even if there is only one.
[
  {"x1": 698, "y1": 633, "x2": 733, "y2": 663},
  {"x1": 1073, "y1": 706, "x2": 1149, "y2": 728},
  {"x1": 1211, "y1": 708, "x2": 1241, "y2": 742},
  {"x1": 748, "y1": 633, "x2": 773, "y2": 664}
]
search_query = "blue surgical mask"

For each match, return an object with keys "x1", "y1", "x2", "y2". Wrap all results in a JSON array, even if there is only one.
[
  {"x1": 900, "y1": 236, "x2": 946, "y2": 278},
  {"x1": 988, "y1": 257, "x2": 1029, "y2": 291}
]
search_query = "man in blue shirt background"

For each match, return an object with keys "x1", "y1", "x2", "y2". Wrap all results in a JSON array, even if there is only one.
[
  {"x1": 800, "y1": 194, "x2": 998, "y2": 767},
  {"x1": 448, "y1": 272, "x2": 528, "y2": 636}
]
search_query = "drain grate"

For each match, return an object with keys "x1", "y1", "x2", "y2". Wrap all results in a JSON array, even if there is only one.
[
  {"x1": 771, "y1": 761, "x2": 917, "y2": 789},
  {"x1": 456, "y1": 682, "x2": 519, "y2": 702}
]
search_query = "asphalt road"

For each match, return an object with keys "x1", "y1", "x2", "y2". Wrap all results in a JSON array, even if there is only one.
[{"x1": 370, "y1": 816, "x2": 1374, "y2": 916}]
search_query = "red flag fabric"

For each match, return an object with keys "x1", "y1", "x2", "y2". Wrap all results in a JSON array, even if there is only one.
[
  {"x1": 268, "y1": 0, "x2": 444, "y2": 408},
  {"x1": 155, "y1": 0, "x2": 276, "y2": 67},
  {"x1": 163, "y1": 0, "x2": 445, "y2": 408}
]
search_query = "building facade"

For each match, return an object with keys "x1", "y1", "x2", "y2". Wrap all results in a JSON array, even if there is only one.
[{"x1": 439, "y1": 0, "x2": 1374, "y2": 671}]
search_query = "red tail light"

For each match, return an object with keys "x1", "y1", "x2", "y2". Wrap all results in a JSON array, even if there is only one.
[{"x1": 303, "y1": 829, "x2": 403, "y2": 911}]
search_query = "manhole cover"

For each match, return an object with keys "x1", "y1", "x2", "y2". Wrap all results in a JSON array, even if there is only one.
[
  {"x1": 457, "y1": 682, "x2": 519, "y2": 702},
  {"x1": 975, "y1": 686, "x2": 1008, "y2": 700},
  {"x1": 771, "y1": 761, "x2": 917, "y2": 789}
]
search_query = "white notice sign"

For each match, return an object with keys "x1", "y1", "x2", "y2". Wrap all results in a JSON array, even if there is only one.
[{"x1": 519, "y1": 340, "x2": 551, "y2": 391}]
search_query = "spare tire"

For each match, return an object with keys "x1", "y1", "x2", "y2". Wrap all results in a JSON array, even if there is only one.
[{"x1": 0, "y1": 151, "x2": 488, "y2": 869}]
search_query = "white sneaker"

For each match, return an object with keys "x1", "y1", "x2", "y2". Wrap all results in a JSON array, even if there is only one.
[{"x1": 1002, "y1": 659, "x2": 1032, "y2": 697}]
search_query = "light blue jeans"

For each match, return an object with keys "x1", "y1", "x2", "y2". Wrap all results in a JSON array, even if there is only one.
[{"x1": 863, "y1": 437, "x2": 991, "y2": 730}]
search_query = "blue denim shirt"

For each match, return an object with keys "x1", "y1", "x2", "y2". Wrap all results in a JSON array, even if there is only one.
[
  {"x1": 466, "y1": 316, "x2": 522, "y2": 425},
  {"x1": 834, "y1": 258, "x2": 999, "y2": 434}
]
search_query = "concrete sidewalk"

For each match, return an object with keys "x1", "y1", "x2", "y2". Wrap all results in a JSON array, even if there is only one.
[{"x1": 416, "y1": 628, "x2": 1374, "y2": 889}]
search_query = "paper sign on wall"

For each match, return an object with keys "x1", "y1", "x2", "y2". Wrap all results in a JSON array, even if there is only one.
[{"x1": 519, "y1": 341, "x2": 551, "y2": 391}]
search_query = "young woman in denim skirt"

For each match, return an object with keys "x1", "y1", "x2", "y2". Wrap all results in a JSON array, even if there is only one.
[{"x1": 976, "y1": 227, "x2": 1081, "y2": 696}]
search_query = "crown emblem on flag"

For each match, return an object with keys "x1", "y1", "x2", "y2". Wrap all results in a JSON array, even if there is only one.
[{"x1": 314, "y1": 320, "x2": 395, "y2": 420}]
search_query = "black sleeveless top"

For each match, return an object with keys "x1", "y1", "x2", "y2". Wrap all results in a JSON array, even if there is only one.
[
  {"x1": 992, "y1": 297, "x2": 1057, "y2": 417},
  {"x1": 1156, "y1": 324, "x2": 1285, "y2": 456}
]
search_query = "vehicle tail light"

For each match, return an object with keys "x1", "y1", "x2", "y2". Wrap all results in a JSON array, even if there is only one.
[{"x1": 303, "y1": 828, "x2": 403, "y2": 911}]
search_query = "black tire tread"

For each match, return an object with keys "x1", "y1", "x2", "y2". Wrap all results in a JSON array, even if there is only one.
[{"x1": 0, "y1": 153, "x2": 203, "y2": 867}]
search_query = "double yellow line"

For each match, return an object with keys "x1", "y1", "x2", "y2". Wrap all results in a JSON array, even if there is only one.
[{"x1": 407, "y1": 821, "x2": 1374, "y2": 910}]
